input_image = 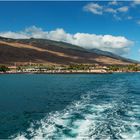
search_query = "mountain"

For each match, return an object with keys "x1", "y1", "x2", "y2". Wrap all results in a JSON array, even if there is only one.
[
  {"x1": 89, "y1": 48, "x2": 139, "y2": 64},
  {"x1": 0, "y1": 36, "x2": 138, "y2": 66}
]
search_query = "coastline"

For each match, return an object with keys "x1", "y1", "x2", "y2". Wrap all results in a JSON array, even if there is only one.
[
  {"x1": 0, "y1": 71, "x2": 112, "y2": 74},
  {"x1": 1, "y1": 71, "x2": 140, "y2": 74},
  {"x1": 1, "y1": 65, "x2": 140, "y2": 75},
  {"x1": 1, "y1": 63, "x2": 140, "y2": 75}
]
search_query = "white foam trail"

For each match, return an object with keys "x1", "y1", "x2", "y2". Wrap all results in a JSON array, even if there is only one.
[{"x1": 12, "y1": 92, "x2": 140, "y2": 140}]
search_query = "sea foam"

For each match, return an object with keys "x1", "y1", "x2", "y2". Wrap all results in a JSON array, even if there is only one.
[{"x1": 12, "y1": 91, "x2": 140, "y2": 140}]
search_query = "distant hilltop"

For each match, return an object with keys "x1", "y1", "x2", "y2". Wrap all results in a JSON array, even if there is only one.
[{"x1": 0, "y1": 36, "x2": 139, "y2": 66}]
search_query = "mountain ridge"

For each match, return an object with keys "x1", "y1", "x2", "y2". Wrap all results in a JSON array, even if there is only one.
[{"x1": 0, "y1": 36, "x2": 138, "y2": 66}]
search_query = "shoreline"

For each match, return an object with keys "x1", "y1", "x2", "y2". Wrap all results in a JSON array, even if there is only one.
[
  {"x1": 0, "y1": 72, "x2": 112, "y2": 74},
  {"x1": 0, "y1": 71, "x2": 140, "y2": 74}
]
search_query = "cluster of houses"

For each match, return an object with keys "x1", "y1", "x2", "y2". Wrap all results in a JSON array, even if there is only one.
[{"x1": 6, "y1": 65, "x2": 109, "y2": 74}]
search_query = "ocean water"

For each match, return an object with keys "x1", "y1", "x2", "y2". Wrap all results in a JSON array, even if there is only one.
[{"x1": 0, "y1": 73, "x2": 140, "y2": 139}]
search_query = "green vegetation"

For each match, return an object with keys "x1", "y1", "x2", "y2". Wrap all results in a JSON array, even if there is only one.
[
  {"x1": 0, "y1": 65, "x2": 9, "y2": 72},
  {"x1": 1, "y1": 63, "x2": 140, "y2": 73},
  {"x1": 108, "y1": 64, "x2": 140, "y2": 72},
  {"x1": 66, "y1": 64, "x2": 94, "y2": 70},
  {"x1": 17, "y1": 64, "x2": 140, "y2": 73}
]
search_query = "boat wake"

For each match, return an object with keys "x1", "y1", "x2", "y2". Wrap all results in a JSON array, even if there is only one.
[{"x1": 12, "y1": 91, "x2": 140, "y2": 140}]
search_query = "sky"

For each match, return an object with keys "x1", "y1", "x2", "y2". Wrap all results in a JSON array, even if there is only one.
[{"x1": 0, "y1": 1, "x2": 140, "y2": 61}]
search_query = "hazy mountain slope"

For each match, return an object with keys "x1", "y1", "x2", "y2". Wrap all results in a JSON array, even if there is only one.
[
  {"x1": 0, "y1": 36, "x2": 137, "y2": 66},
  {"x1": 89, "y1": 48, "x2": 139, "y2": 64}
]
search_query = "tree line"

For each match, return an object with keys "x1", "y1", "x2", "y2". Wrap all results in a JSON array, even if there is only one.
[{"x1": 0, "y1": 65, "x2": 9, "y2": 72}]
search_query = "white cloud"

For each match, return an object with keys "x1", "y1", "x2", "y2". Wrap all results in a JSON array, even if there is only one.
[
  {"x1": 83, "y1": 3, "x2": 103, "y2": 15},
  {"x1": 117, "y1": 6, "x2": 129, "y2": 12},
  {"x1": 0, "y1": 26, "x2": 134, "y2": 55},
  {"x1": 83, "y1": 2, "x2": 131, "y2": 21},
  {"x1": 131, "y1": 0, "x2": 140, "y2": 7},
  {"x1": 137, "y1": 20, "x2": 140, "y2": 25},
  {"x1": 47, "y1": 28, "x2": 72, "y2": 42},
  {"x1": 70, "y1": 33, "x2": 133, "y2": 55},
  {"x1": 108, "y1": 0, "x2": 118, "y2": 6},
  {"x1": 0, "y1": 31, "x2": 28, "y2": 39},
  {"x1": 113, "y1": 14, "x2": 122, "y2": 21},
  {"x1": 127, "y1": 16, "x2": 133, "y2": 20},
  {"x1": 133, "y1": 0, "x2": 140, "y2": 5},
  {"x1": 105, "y1": 6, "x2": 129, "y2": 14},
  {"x1": 105, "y1": 8, "x2": 117, "y2": 13}
]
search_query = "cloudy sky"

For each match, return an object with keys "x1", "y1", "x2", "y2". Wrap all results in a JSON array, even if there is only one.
[{"x1": 0, "y1": 1, "x2": 140, "y2": 60}]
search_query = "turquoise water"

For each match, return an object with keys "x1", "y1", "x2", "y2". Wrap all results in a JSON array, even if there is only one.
[{"x1": 0, "y1": 73, "x2": 140, "y2": 139}]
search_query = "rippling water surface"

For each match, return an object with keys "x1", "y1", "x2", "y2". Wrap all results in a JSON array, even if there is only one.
[{"x1": 0, "y1": 73, "x2": 140, "y2": 139}]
